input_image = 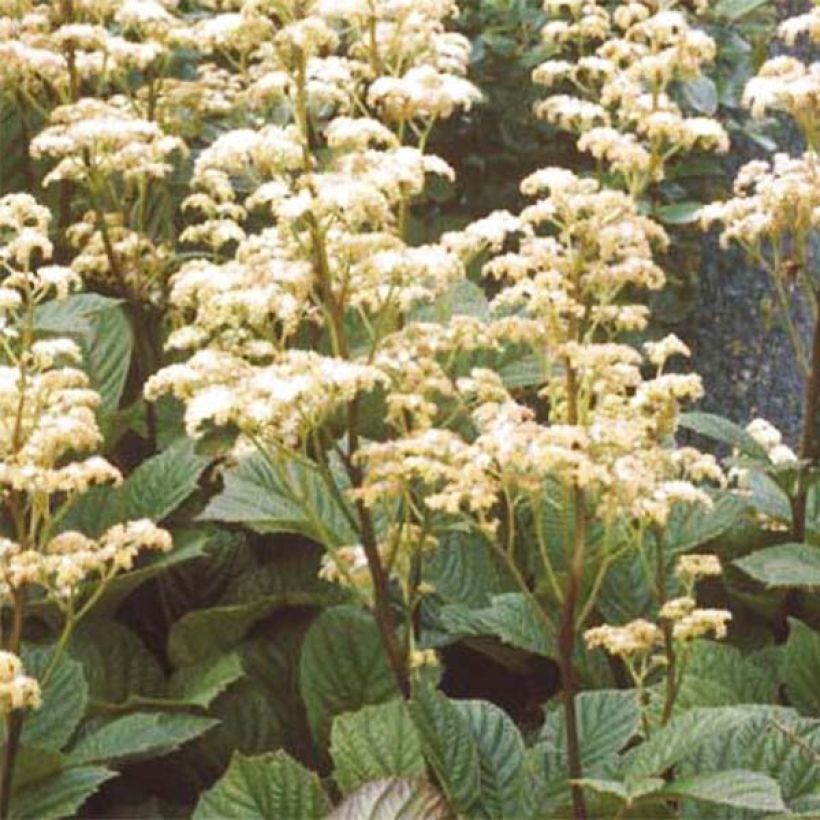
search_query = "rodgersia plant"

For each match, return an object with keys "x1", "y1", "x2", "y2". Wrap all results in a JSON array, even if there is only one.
[{"x1": 2, "y1": 0, "x2": 820, "y2": 818}]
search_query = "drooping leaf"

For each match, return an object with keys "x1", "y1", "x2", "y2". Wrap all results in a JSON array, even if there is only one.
[
  {"x1": 328, "y1": 778, "x2": 449, "y2": 820},
  {"x1": 735, "y1": 544, "x2": 820, "y2": 589},
  {"x1": 299, "y1": 606, "x2": 399, "y2": 747},
  {"x1": 453, "y1": 699, "x2": 528, "y2": 818},
  {"x1": 193, "y1": 751, "x2": 329, "y2": 820},
  {"x1": 10, "y1": 767, "x2": 116, "y2": 820},
  {"x1": 331, "y1": 700, "x2": 426, "y2": 794},
  {"x1": 21, "y1": 647, "x2": 88, "y2": 752},
  {"x1": 408, "y1": 684, "x2": 481, "y2": 812},
  {"x1": 199, "y1": 452, "x2": 356, "y2": 546},
  {"x1": 67, "y1": 713, "x2": 217, "y2": 766}
]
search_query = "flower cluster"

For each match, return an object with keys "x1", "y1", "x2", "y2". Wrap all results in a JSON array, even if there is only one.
[
  {"x1": 0, "y1": 193, "x2": 172, "y2": 610},
  {"x1": 533, "y1": 0, "x2": 728, "y2": 194},
  {"x1": 0, "y1": 652, "x2": 40, "y2": 715}
]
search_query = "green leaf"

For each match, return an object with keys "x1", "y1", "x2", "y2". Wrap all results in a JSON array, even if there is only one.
[
  {"x1": 168, "y1": 652, "x2": 245, "y2": 708},
  {"x1": 669, "y1": 642, "x2": 778, "y2": 710},
  {"x1": 665, "y1": 492, "x2": 749, "y2": 555},
  {"x1": 69, "y1": 620, "x2": 165, "y2": 707},
  {"x1": 200, "y1": 452, "x2": 356, "y2": 546},
  {"x1": 713, "y1": 0, "x2": 769, "y2": 20},
  {"x1": 10, "y1": 767, "x2": 116, "y2": 820},
  {"x1": 659, "y1": 770, "x2": 787, "y2": 813},
  {"x1": 94, "y1": 527, "x2": 213, "y2": 616},
  {"x1": 331, "y1": 700, "x2": 425, "y2": 794},
  {"x1": 67, "y1": 713, "x2": 217, "y2": 766},
  {"x1": 439, "y1": 593, "x2": 556, "y2": 657},
  {"x1": 193, "y1": 751, "x2": 329, "y2": 820},
  {"x1": 35, "y1": 294, "x2": 132, "y2": 412},
  {"x1": 299, "y1": 606, "x2": 399, "y2": 747},
  {"x1": 539, "y1": 690, "x2": 641, "y2": 776},
  {"x1": 678, "y1": 412, "x2": 768, "y2": 459},
  {"x1": 10, "y1": 747, "x2": 64, "y2": 792},
  {"x1": 735, "y1": 544, "x2": 820, "y2": 589},
  {"x1": 655, "y1": 202, "x2": 703, "y2": 225},
  {"x1": 328, "y1": 778, "x2": 449, "y2": 820},
  {"x1": 119, "y1": 437, "x2": 209, "y2": 522},
  {"x1": 60, "y1": 439, "x2": 209, "y2": 537},
  {"x1": 21, "y1": 647, "x2": 88, "y2": 752},
  {"x1": 626, "y1": 708, "x2": 759, "y2": 780},
  {"x1": 453, "y1": 700, "x2": 528, "y2": 818},
  {"x1": 168, "y1": 552, "x2": 342, "y2": 666},
  {"x1": 782, "y1": 619, "x2": 820, "y2": 716},
  {"x1": 676, "y1": 706, "x2": 820, "y2": 809},
  {"x1": 681, "y1": 77, "x2": 718, "y2": 115},
  {"x1": 408, "y1": 685, "x2": 481, "y2": 812}
]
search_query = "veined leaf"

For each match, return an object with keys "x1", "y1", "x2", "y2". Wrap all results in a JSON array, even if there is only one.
[
  {"x1": 299, "y1": 606, "x2": 399, "y2": 747},
  {"x1": 735, "y1": 544, "x2": 820, "y2": 589},
  {"x1": 409, "y1": 684, "x2": 481, "y2": 812},
  {"x1": 439, "y1": 593, "x2": 556, "y2": 658},
  {"x1": 678, "y1": 412, "x2": 768, "y2": 459},
  {"x1": 10, "y1": 767, "x2": 116, "y2": 820},
  {"x1": 199, "y1": 452, "x2": 356, "y2": 546},
  {"x1": 658, "y1": 769, "x2": 787, "y2": 813},
  {"x1": 782, "y1": 619, "x2": 820, "y2": 716},
  {"x1": 21, "y1": 647, "x2": 88, "y2": 752},
  {"x1": 331, "y1": 700, "x2": 426, "y2": 794},
  {"x1": 453, "y1": 699, "x2": 528, "y2": 818},
  {"x1": 193, "y1": 751, "x2": 329, "y2": 820},
  {"x1": 67, "y1": 713, "x2": 217, "y2": 766}
]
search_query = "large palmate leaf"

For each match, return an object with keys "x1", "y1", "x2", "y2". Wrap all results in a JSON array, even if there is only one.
[
  {"x1": 200, "y1": 451, "x2": 356, "y2": 546},
  {"x1": 67, "y1": 713, "x2": 217, "y2": 766},
  {"x1": 735, "y1": 543, "x2": 820, "y2": 588},
  {"x1": 21, "y1": 648, "x2": 88, "y2": 752},
  {"x1": 193, "y1": 752, "x2": 329, "y2": 820},
  {"x1": 299, "y1": 606, "x2": 399, "y2": 747},
  {"x1": 328, "y1": 778, "x2": 449, "y2": 820},
  {"x1": 331, "y1": 700, "x2": 426, "y2": 794},
  {"x1": 10, "y1": 767, "x2": 116, "y2": 820},
  {"x1": 409, "y1": 685, "x2": 481, "y2": 813},
  {"x1": 453, "y1": 699, "x2": 529, "y2": 819}
]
